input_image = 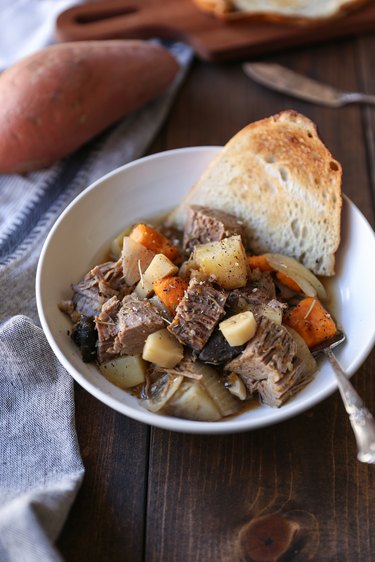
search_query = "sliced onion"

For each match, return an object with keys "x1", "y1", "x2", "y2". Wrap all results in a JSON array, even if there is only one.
[
  {"x1": 188, "y1": 362, "x2": 241, "y2": 417},
  {"x1": 121, "y1": 236, "x2": 155, "y2": 286},
  {"x1": 284, "y1": 326, "x2": 317, "y2": 377},
  {"x1": 281, "y1": 271, "x2": 317, "y2": 298},
  {"x1": 265, "y1": 253, "x2": 327, "y2": 300},
  {"x1": 165, "y1": 381, "x2": 222, "y2": 421}
]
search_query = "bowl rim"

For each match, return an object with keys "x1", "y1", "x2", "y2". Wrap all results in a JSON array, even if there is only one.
[{"x1": 36, "y1": 146, "x2": 375, "y2": 434}]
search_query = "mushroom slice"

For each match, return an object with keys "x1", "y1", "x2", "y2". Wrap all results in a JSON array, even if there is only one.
[
  {"x1": 224, "y1": 372, "x2": 247, "y2": 401},
  {"x1": 142, "y1": 373, "x2": 183, "y2": 413}
]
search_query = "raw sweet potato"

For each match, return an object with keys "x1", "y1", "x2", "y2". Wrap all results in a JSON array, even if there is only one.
[{"x1": 0, "y1": 40, "x2": 179, "y2": 173}]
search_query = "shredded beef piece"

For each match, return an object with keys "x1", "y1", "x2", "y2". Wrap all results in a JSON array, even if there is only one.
[
  {"x1": 91, "y1": 260, "x2": 128, "y2": 296},
  {"x1": 183, "y1": 205, "x2": 245, "y2": 253},
  {"x1": 226, "y1": 271, "x2": 287, "y2": 323},
  {"x1": 227, "y1": 272, "x2": 276, "y2": 312},
  {"x1": 96, "y1": 296, "x2": 122, "y2": 364},
  {"x1": 70, "y1": 260, "x2": 130, "y2": 318},
  {"x1": 226, "y1": 316, "x2": 297, "y2": 379},
  {"x1": 72, "y1": 279, "x2": 105, "y2": 318},
  {"x1": 251, "y1": 364, "x2": 311, "y2": 408},
  {"x1": 112, "y1": 294, "x2": 165, "y2": 356},
  {"x1": 168, "y1": 278, "x2": 227, "y2": 351},
  {"x1": 95, "y1": 294, "x2": 165, "y2": 363},
  {"x1": 225, "y1": 316, "x2": 311, "y2": 407}
]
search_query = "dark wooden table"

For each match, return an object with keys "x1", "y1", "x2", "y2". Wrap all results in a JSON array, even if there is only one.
[{"x1": 57, "y1": 31, "x2": 375, "y2": 562}]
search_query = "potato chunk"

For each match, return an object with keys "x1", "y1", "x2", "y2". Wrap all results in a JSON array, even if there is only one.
[
  {"x1": 99, "y1": 355, "x2": 146, "y2": 389},
  {"x1": 135, "y1": 254, "x2": 178, "y2": 298},
  {"x1": 193, "y1": 235, "x2": 247, "y2": 289},
  {"x1": 142, "y1": 329, "x2": 184, "y2": 368},
  {"x1": 219, "y1": 311, "x2": 257, "y2": 347}
]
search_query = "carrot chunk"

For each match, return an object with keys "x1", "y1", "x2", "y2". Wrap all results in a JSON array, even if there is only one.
[
  {"x1": 283, "y1": 297, "x2": 337, "y2": 348},
  {"x1": 247, "y1": 255, "x2": 273, "y2": 272},
  {"x1": 130, "y1": 224, "x2": 179, "y2": 261},
  {"x1": 153, "y1": 276, "x2": 188, "y2": 313},
  {"x1": 276, "y1": 271, "x2": 301, "y2": 292}
]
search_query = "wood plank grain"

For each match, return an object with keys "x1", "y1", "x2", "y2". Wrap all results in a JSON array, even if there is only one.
[
  {"x1": 145, "y1": 37, "x2": 375, "y2": 562},
  {"x1": 145, "y1": 379, "x2": 375, "y2": 561},
  {"x1": 357, "y1": 35, "x2": 375, "y2": 208},
  {"x1": 57, "y1": 384, "x2": 149, "y2": 562}
]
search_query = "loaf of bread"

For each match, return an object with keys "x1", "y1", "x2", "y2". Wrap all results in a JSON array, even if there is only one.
[
  {"x1": 167, "y1": 110, "x2": 342, "y2": 276},
  {"x1": 193, "y1": 0, "x2": 370, "y2": 24}
]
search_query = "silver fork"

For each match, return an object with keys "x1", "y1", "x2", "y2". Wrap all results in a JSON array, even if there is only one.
[{"x1": 314, "y1": 334, "x2": 375, "y2": 464}]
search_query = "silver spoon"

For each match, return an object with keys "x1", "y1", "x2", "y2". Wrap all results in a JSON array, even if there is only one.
[{"x1": 313, "y1": 334, "x2": 375, "y2": 464}]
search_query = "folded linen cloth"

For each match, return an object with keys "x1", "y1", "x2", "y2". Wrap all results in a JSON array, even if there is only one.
[
  {"x1": 0, "y1": 316, "x2": 83, "y2": 562},
  {"x1": 0, "y1": 0, "x2": 79, "y2": 70},
  {"x1": 0, "y1": 4, "x2": 193, "y2": 559}
]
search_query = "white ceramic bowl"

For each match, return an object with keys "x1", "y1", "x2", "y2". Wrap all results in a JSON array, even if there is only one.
[{"x1": 36, "y1": 147, "x2": 375, "y2": 434}]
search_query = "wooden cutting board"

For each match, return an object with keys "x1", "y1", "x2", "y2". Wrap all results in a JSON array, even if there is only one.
[{"x1": 56, "y1": 0, "x2": 375, "y2": 62}]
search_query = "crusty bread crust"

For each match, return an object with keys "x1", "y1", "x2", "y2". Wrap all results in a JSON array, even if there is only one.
[
  {"x1": 167, "y1": 111, "x2": 342, "y2": 276},
  {"x1": 193, "y1": 0, "x2": 370, "y2": 26}
]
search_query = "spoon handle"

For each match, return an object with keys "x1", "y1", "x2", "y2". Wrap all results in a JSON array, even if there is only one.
[
  {"x1": 341, "y1": 92, "x2": 375, "y2": 106},
  {"x1": 326, "y1": 348, "x2": 375, "y2": 464}
]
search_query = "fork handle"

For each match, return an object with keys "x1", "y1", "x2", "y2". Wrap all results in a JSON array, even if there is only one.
[
  {"x1": 341, "y1": 92, "x2": 375, "y2": 106},
  {"x1": 326, "y1": 349, "x2": 375, "y2": 464}
]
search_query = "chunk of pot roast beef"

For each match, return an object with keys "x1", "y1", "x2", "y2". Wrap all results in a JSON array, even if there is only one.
[
  {"x1": 71, "y1": 277, "x2": 104, "y2": 318},
  {"x1": 249, "y1": 363, "x2": 312, "y2": 408},
  {"x1": 96, "y1": 294, "x2": 165, "y2": 363},
  {"x1": 70, "y1": 260, "x2": 130, "y2": 318},
  {"x1": 226, "y1": 271, "x2": 287, "y2": 324},
  {"x1": 225, "y1": 316, "x2": 309, "y2": 407},
  {"x1": 95, "y1": 295, "x2": 122, "y2": 363},
  {"x1": 227, "y1": 272, "x2": 276, "y2": 313},
  {"x1": 113, "y1": 294, "x2": 165, "y2": 356},
  {"x1": 183, "y1": 205, "x2": 245, "y2": 253},
  {"x1": 168, "y1": 278, "x2": 227, "y2": 352}
]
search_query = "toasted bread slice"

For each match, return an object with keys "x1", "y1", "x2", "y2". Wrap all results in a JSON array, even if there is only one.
[
  {"x1": 193, "y1": 0, "x2": 370, "y2": 25},
  {"x1": 167, "y1": 111, "x2": 342, "y2": 276}
]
